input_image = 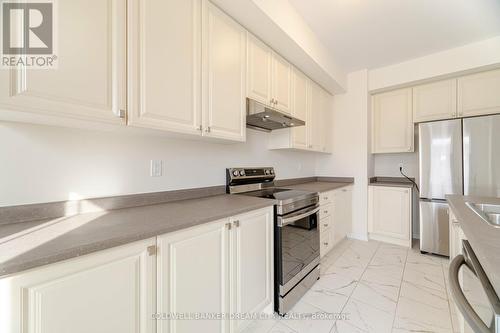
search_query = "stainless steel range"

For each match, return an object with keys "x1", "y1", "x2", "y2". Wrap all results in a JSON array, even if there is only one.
[{"x1": 226, "y1": 167, "x2": 320, "y2": 315}]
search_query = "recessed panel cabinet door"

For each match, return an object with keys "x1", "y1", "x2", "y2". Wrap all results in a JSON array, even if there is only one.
[
  {"x1": 413, "y1": 79, "x2": 457, "y2": 123},
  {"x1": 246, "y1": 34, "x2": 272, "y2": 106},
  {"x1": 0, "y1": 239, "x2": 156, "y2": 333},
  {"x1": 368, "y1": 186, "x2": 411, "y2": 246},
  {"x1": 128, "y1": 0, "x2": 202, "y2": 135},
  {"x1": 202, "y1": 2, "x2": 246, "y2": 142},
  {"x1": 309, "y1": 81, "x2": 323, "y2": 151},
  {"x1": 291, "y1": 68, "x2": 309, "y2": 149},
  {"x1": 458, "y1": 69, "x2": 500, "y2": 117},
  {"x1": 372, "y1": 88, "x2": 414, "y2": 153},
  {"x1": 0, "y1": 0, "x2": 126, "y2": 124},
  {"x1": 157, "y1": 219, "x2": 230, "y2": 333},
  {"x1": 271, "y1": 53, "x2": 292, "y2": 114},
  {"x1": 231, "y1": 208, "x2": 273, "y2": 333}
]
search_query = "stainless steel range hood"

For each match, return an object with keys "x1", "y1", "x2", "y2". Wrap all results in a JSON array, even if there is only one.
[{"x1": 246, "y1": 99, "x2": 305, "y2": 132}]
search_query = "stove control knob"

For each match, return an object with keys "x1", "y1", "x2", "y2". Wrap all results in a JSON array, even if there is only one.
[
  {"x1": 239, "y1": 170, "x2": 245, "y2": 176},
  {"x1": 265, "y1": 169, "x2": 270, "y2": 175},
  {"x1": 270, "y1": 169, "x2": 274, "y2": 174},
  {"x1": 232, "y1": 170, "x2": 239, "y2": 177}
]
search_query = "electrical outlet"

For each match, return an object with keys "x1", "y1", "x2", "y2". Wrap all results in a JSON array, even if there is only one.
[
  {"x1": 150, "y1": 160, "x2": 163, "y2": 177},
  {"x1": 398, "y1": 162, "x2": 404, "y2": 170}
]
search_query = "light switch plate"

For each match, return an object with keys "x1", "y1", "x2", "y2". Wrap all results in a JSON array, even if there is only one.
[{"x1": 150, "y1": 160, "x2": 163, "y2": 177}]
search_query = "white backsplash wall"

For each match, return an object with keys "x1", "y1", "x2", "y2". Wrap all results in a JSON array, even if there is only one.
[
  {"x1": 0, "y1": 122, "x2": 317, "y2": 206},
  {"x1": 373, "y1": 153, "x2": 419, "y2": 181}
]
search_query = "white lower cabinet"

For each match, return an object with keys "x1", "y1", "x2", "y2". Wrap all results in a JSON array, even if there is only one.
[
  {"x1": 368, "y1": 185, "x2": 412, "y2": 247},
  {"x1": 156, "y1": 207, "x2": 273, "y2": 333},
  {"x1": 319, "y1": 186, "x2": 353, "y2": 258},
  {"x1": 0, "y1": 207, "x2": 273, "y2": 333},
  {"x1": 0, "y1": 238, "x2": 157, "y2": 333}
]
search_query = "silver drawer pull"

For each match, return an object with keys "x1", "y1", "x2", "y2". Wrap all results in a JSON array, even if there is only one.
[{"x1": 323, "y1": 242, "x2": 328, "y2": 246}]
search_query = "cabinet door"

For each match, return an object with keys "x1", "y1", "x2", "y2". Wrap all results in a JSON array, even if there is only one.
[
  {"x1": 309, "y1": 81, "x2": 324, "y2": 151},
  {"x1": 246, "y1": 34, "x2": 272, "y2": 106},
  {"x1": 231, "y1": 207, "x2": 273, "y2": 332},
  {"x1": 202, "y1": 1, "x2": 246, "y2": 141},
  {"x1": 291, "y1": 68, "x2": 309, "y2": 149},
  {"x1": 128, "y1": 0, "x2": 202, "y2": 135},
  {"x1": 320, "y1": 220, "x2": 333, "y2": 258},
  {"x1": 0, "y1": 239, "x2": 156, "y2": 333},
  {"x1": 372, "y1": 88, "x2": 414, "y2": 154},
  {"x1": 368, "y1": 186, "x2": 411, "y2": 246},
  {"x1": 332, "y1": 186, "x2": 352, "y2": 245},
  {"x1": 413, "y1": 79, "x2": 457, "y2": 123},
  {"x1": 157, "y1": 219, "x2": 230, "y2": 333},
  {"x1": 0, "y1": 0, "x2": 126, "y2": 125},
  {"x1": 321, "y1": 90, "x2": 333, "y2": 153},
  {"x1": 271, "y1": 53, "x2": 292, "y2": 114},
  {"x1": 458, "y1": 69, "x2": 500, "y2": 117}
]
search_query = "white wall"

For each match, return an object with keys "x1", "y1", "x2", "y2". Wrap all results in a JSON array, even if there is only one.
[
  {"x1": 316, "y1": 70, "x2": 371, "y2": 241},
  {"x1": 0, "y1": 122, "x2": 317, "y2": 206},
  {"x1": 373, "y1": 153, "x2": 418, "y2": 180},
  {"x1": 369, "y1": 36, "x2": 500, "y2": 91}
]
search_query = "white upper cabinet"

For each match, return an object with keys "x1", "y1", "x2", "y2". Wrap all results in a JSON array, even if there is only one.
[
  {"x1": 372, "y1": 88, "x2": 414, "y2": 154},
  {"x1": 0, "y1": 239, "x2": 156, "y2": 333},
  {"x1": 310, "y1": 81, "x2": 324, "y2": 152},
  {"x1": 0, "y1": 0, "x2": 126, "y2": 125},
  {"x1": 458, "y1": 69, "x2": 500, "y2": 117},
  {"x1": 128, "y1": 0, "x2": 202, "y2": 135},
  {"x1": 271, "y1": 53, "x2": 292, "y2": 114},
  {"x1": 202, "y1": 1, "x2": 246, "y2": 141},
  {"x1": 413, "y1": 79, "x2": 457, "y2": 123},
  {"x1": 291, "y1": 68, "x2": 309, "y2": 149},
  {"x1": 246, "y1": 34, "x2": 292, "y2": 113},
  {"x1": 246, "y1": 34, "x2": 273, "y2": 106}
]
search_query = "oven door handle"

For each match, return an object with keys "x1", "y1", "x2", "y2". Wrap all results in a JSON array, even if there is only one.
[{"x1": 277, "y1": 206, "x2": 320, "y2": 227}]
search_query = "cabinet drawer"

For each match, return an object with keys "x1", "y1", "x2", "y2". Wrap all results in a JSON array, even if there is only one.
[
  {"x1": 320, "y1": 230, "x2": 331, "y2": 258},
  {"x1": 320, "y1": 203, "x2": 333, "y2": 219},
  {"x1": 320, "y1": 191, "x2": 333, "y2": 205},
  {"x1": 320, "y1": 215, "x2": 332, "y2": 232}
]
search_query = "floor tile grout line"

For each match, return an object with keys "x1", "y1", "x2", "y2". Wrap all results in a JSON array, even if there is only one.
[
  {"x1": 278, "y1": 239, "x2": 354, "y2": 333},
  {"x1": 441, "y1": 261, "x2": 457, "y2": 333},
  {"x1": 390, "y1": 245, "x2": 410, "y2": 332},
  {"x1": 327, "y1": 241, "x2": 382, "y2": 333}
]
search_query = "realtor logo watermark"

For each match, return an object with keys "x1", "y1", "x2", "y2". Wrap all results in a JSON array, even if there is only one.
[{"x1": 1, "y1": 0, "x2": 57, "y2": 68}]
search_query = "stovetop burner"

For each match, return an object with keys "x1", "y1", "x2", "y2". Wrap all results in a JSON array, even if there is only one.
[{"x1": 243, "y1": 188, "x2": 314, "y2": 201}]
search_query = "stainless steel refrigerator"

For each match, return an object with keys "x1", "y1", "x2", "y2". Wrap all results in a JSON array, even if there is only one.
[{"x1": 419, "y1": 114, "x2": 500, "y2": 256}]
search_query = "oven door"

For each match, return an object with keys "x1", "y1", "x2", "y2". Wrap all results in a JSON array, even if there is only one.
[{"x1": 276, "y1": 205, "x2": 320, "y2": 296}]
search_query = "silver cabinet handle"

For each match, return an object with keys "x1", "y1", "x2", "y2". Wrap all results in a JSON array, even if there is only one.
[
  {"x1": 147, "y1": 245, "x2": 156, "y2": 256},
  {"x1": 226, "y1": 222, "x2": 232, "y2": 230},
  {"x1": 233, "y1": 220, "x2": 240, "y2": 227},
  {"x1": 198, "y1": 125, "x2": 203, "y2": 132},
  {"x1": 323, "y1": 242, "x2": 328, "y2": 246},
  {"x1": 323, "y1": 210, "x2": 328, "y2": 214},
  {"x1": 205, "y1": 126, "x2": 211, "y2": 133}
]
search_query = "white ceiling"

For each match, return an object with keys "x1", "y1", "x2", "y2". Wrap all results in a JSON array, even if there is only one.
[{"x1": 289, "y1": 0, "x2": 500, "y2": 72}]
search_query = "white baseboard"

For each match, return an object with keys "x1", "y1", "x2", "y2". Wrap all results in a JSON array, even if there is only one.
[
  {"x1": 368, "y1": 233, "x2": 411, "y2": 248},
  {"x1": 347, "y1": 232, "x2": 368, "y2": 241}
]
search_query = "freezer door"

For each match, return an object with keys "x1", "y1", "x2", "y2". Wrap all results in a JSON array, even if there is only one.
[
  {"x1": 419, "y1": 120, "x2": 463, "y2": 200},
  {"x1": 419, "y1": 200, "x2": 449, "y2": 256},
  {"x1": 463, "y1": 114, "x2": 500, "y2": 197}
]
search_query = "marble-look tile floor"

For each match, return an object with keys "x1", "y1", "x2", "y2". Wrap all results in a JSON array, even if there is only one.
[{"x1": 243, "y1": 239, "x2": 459, "y2": 333}]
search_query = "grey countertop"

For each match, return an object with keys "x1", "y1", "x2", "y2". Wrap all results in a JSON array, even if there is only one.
[
  {"x1": 281, "y1": 181, "x2": 353, "y2": 193},
  {"x1": 0, "y1": 194, "x2": 275, "y2": 277},
  {"x1": 369, "y1": 177, "x2": 415, "y2": 188},
  {"x1": 0, "y1": 179, "x2": 354, "y2": 277},
  {"x1": 447, "y1": 194, "x2": 500, "y2": 297}
]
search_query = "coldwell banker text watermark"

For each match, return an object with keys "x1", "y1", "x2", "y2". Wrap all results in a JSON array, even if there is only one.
[{"x1": 1, "y1": 0, "x2": 57, "y2": 69}]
